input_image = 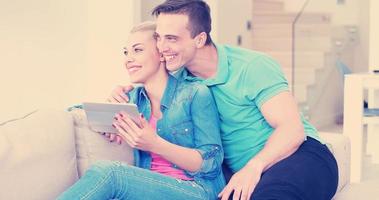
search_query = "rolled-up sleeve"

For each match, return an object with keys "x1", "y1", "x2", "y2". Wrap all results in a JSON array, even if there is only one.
[{"x1": 186, "y1": 84, "x2": 223, "y2": 179}]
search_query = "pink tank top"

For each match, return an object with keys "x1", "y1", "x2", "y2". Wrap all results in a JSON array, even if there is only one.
[{"x1": 149, "y1": 115, "x2": 193, "y2": 180}]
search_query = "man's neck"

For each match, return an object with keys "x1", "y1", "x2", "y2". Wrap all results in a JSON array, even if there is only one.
[{"x1": 187, "y1": 44, "x2": 218, "y2": 79}]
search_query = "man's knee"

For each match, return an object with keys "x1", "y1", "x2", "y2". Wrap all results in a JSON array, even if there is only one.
[{"x1": 251, "y1": 182, "x2": 304, "y2": 200}]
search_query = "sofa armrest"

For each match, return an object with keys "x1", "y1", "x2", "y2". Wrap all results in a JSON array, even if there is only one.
[{"x1": 0, "y1": 109, "x2": 78, "y2": 200}]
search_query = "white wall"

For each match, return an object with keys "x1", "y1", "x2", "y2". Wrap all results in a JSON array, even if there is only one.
[
  {"x1": 352, "y1": 0, "x2": 370, "y2": 73},
  {"x1": 206, "y1": 0, "x2": 252, "y2": 48},
  {"x1": 0, "y1": 0, "x2": 134, "y2": 119},
  {"x1": 83, "y1": 0, "x2": 135, "y2": 102},
  {"x1": 369, "y1": 0, "x2": 379, "y2": 72},
  {"x1": 204, "y1": 0, "x2": 219, "y2": 42},
  {"x1": 368, "y1": 0, "x2": 379, "y2": 108},
  {"x1": 140, "y1": 0, "x2": 164, "y2": 22}
]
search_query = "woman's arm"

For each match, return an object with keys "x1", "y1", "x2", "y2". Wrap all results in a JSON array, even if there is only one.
[
  {"x1": 113, "y1": 84, "x2": 222, "y2": 175},
  {"x1": 114, "y1": 112, "x2": 203, "y2": 172},
  {"x1": 152, "y1": 84, "x2": 223, "y2": 176},
  {"x1": 150, "y1": 137, "x2": 203, "y2": 172}
]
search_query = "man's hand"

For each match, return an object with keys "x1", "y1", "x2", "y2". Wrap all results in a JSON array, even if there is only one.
[
  {"x1": 107, "y1": 85, "x2": 134, "y2": 103},
  {"x1": 218, "y1": 161, "x2": 264, "y2": 200},
  {"x1": 113, "y1": 111, "x2": 160, "y2": 152}
]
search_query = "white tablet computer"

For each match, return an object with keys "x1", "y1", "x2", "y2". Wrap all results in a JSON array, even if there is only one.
[{"x1": 82, "y1": 102, "x2": 140, "y2": 134}]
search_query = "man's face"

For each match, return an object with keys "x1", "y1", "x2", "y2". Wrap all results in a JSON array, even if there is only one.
[{"x1": 155, "y1": 13, "x2": 197, "y2": 71}]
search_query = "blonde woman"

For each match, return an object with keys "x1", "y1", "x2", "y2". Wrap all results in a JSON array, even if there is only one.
[{"x1": 57, "y1": 21, "x2": 225, "y2": 200}]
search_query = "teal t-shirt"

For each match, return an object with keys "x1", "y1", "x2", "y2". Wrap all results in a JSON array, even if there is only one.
[{"x1": 176, "y1": 44, "x2": 320, "y2": 173}]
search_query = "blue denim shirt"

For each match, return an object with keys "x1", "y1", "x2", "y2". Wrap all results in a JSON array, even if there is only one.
[{"x1": 128, "y1": 75, "x2": 225, "y2": 199}]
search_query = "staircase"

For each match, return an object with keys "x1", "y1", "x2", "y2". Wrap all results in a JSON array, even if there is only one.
[
  {"x1": 252, "y1": 0, "x2": 360, "y2": 126},
  {"x1": 301, "y1": 25, "x2": 359, "y2": 125},
  {"x1": 251, "y1": 0, "x2": 332, "y2": 106}
]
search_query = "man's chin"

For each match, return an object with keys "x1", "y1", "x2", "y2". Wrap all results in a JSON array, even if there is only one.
[{"x1": 166, "y1": 64, "x2": 182, "y2": 72}]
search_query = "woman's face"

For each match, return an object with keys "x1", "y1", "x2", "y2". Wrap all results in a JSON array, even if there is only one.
[{"x1": 123, "y1": 31, "x2": 161, "y2": 84}]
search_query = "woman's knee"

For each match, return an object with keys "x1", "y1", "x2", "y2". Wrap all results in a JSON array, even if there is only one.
[{"x1": 86, "y1": 160, "x2": 124, "y2": 178}]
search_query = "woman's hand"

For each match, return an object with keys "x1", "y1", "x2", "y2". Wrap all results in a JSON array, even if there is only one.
[
  {"x1": 218, "y1": 161, "x2": 264, "y2": 200},
  {"x1": 103, "y1": 132, "x2": 123, "y2": 144},
  {"x1": 112, "y1": 111, "x2": 159, "y2": 151},
  {"x1": 101, "y1": 84, "x2": 135, "y2": 144}
]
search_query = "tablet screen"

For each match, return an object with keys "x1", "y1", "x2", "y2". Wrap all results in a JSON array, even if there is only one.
[{"x1": 83, "y1": 102, "x2": 140, "y2": 134}]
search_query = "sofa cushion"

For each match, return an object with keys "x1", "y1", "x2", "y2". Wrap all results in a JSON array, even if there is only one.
[
  {"x1": 69, "y1": 108, "x2": 133, "y2": 177},
  {"x1": 333, "y1": 180, "x2": 379, "y2": 200},
  {"x1": 0, "y1": 109, "x2": 78, "y2": 200},
  {"x1": 319, "y1": 132, "x2": 351, "y2": 192}
]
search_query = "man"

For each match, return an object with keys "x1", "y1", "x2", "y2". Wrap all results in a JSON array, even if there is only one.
[{"x1": 109, "y1": 0, "x2": 338, "y2": 199}]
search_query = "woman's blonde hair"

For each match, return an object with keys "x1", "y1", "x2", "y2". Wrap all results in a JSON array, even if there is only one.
[{"x1": 130, "y1": 21, "x2": 157, "y2": 34}]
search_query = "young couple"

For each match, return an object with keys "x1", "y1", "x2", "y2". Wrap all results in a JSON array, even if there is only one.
[{"x1": 58, "y1": 0, "x2": 338, "y2": 200}]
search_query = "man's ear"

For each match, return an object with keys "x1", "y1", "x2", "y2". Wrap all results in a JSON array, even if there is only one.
[
  {"x1": 195, "y1": 32, "x2": 207, "y2": 48},
  {"x1": 159, "y1": 53, "x2": 165, "y2": 62}
]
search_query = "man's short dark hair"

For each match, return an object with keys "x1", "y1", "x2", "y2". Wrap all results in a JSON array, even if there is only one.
[{"x1": 152, "y1": 0, "x2": 213, "y2": 45}]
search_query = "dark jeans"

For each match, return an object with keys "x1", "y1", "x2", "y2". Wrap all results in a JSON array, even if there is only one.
[{"x1": 222, "y1": 137, "x2": 338, "y2": 200}]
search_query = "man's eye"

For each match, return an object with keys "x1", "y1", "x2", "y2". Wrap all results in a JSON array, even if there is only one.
[
  {"x1": 123, "y1": 50, "x2": 128, "y2": 56},
  {"x1": 168, "y1": 37, "x2": 177, "y2": 42}
]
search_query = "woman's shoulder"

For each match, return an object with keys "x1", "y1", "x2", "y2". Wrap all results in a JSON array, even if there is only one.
[{"x1": 176, "y1": 80, "x2": 212, "y2": 98}]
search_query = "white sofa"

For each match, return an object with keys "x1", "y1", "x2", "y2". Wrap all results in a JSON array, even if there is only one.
[{"x1": 0, "y1": 109, "x2": 351, "y2": 200}]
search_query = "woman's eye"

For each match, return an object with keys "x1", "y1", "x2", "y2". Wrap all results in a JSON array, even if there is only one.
[
  {"x1": 135, "y1": 48, "x2": 143, "y2": 52},
  {"x1": 123, "y1": 50, "x2": 128, "y2": 56}
]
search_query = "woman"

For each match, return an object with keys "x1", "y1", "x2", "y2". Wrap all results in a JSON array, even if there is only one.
[{"x1": 57, "y1": 21, "x2": 225, "y2": 200}]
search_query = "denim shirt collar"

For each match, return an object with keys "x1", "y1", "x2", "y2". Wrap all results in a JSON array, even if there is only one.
[
  {"x1": 137, "y1": 74, "x2": 178, "y2": 110},
  {"x1": 160, "y1": 75, "x2": 178, "y2": 109}
]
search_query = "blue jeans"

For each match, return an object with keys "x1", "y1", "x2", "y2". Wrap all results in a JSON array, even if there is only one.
[{"x1": 57, "y1": 161, "x2": 210, "y2": 200}]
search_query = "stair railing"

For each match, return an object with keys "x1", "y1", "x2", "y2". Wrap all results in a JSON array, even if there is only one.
[
  {"x1": 307, "y1": 26, "x2": 359, "y2": 114},
  {"x1": 291, "y1": 0, "x2": 310, "y2": 94}
]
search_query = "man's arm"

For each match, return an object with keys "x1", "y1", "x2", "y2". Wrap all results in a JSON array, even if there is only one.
[
  {"x1": 107, "y1": 85, "x2": 133, "y2": 103},
  {"x1": 245, "y1": 91, "x2": 305, "y2": 171},
  {"x1": 219, "y1": 91, "x2": 305, "y2": 200}
]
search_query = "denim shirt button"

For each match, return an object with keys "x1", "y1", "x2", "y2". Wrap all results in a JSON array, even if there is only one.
[
  {"x1": 157, "y1": 128, "x2": 161, "y2": 132},
  {"x1": 184, "y1": 128, "x2": 188, "y2": 132}
]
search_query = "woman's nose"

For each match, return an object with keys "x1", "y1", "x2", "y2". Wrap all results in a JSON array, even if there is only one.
[{"x1": 125, "y1": 54, "x2": 134, "y2": 63}]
